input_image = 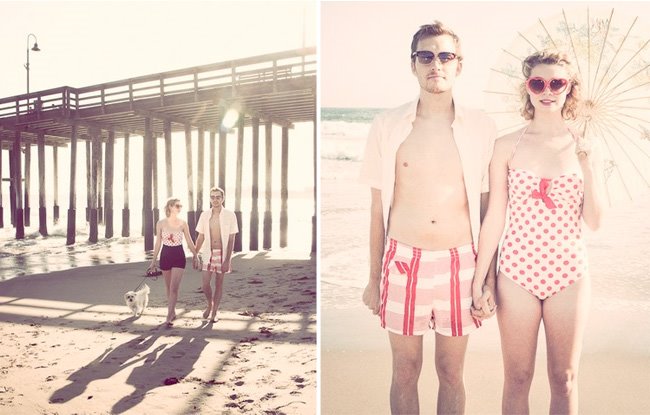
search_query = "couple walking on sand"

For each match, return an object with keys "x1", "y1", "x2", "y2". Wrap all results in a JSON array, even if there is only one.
[
  {"x1": 361, "y1": 21, "x2": 604, "y2": 415},
  {"x1": 148, "y1": 187, "x2": 239, "y2": 326}
]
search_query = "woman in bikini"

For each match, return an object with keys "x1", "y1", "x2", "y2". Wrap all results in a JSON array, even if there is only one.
[
  {"x1": 471, "y1": 50, "x2": 605, "y2": 414},
  {"x1": 149, "y1": 198, "x2": 197, "y2": 326}
]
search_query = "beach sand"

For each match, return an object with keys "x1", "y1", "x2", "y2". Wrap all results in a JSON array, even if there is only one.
[
  {"x1": 0, "y1": 251, "x2": 316, "y2": 414},
  {"x1": 321, "y1": 158, "x2": 650, "y2": 415}
]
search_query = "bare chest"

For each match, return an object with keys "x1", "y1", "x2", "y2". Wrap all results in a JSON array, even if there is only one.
[{"x1": 396, "y1": 123, "x2": 462, "y2": 176}]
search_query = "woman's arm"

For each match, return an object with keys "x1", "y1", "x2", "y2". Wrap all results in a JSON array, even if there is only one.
[
  {"x1": 182, "y1": 221, "x2": 197, "y2": 255},
  {"x1": 149, "y1": 221, "x2": 163, "y2": 268},
  {"x1": 472, "y1": 137, "x2": 511, "y2": 291},
  {"x1": 579, "y1": 138, "x2": 605, "y2": 230}
]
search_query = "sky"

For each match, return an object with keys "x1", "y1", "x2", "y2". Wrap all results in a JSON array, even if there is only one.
[
  {"x1": 0, "y1": 1, "x2": 316, "y2": 98},
  {"x1": 321, "y1": 1, "x2": 650, "y2": 109}
]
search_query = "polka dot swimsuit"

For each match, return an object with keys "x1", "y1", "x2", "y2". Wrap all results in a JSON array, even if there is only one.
[{"x1": 500, "y1": 129, "x2": 587, "y2": 300}]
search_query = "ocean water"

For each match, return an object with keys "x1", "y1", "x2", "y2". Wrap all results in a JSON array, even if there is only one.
[
  {"x1": 321, "y1": 107, "x2": 650, "y2": 311},
  {"x1": 320, "y1": 107, "x2": 383, "y2": 162}
]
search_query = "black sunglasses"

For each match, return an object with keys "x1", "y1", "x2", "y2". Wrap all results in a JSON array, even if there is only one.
[{"x1": 411, "y1": 50, "x2": 459, "y2": 65}]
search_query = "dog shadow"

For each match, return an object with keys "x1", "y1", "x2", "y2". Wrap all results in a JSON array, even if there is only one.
[
  {"x1": 49, "y1": 333, "x2": 162, "y2": 404},
  {"x1": 111, "y1": 335, "x2": 209, "y2": 414}
]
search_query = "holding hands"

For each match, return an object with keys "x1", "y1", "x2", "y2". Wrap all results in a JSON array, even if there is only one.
[{"x1": 471, "y1": 281, "x2": 497, "y2": 321}]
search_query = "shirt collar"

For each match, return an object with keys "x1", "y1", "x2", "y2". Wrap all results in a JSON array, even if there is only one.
[{"x1": 399, "y1": 94, "x2": 466, "y2": 125}]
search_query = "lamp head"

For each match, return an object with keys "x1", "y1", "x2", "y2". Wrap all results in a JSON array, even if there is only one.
[{"x1": 31, "y1": 43, "x2": 40, "y2": 52}]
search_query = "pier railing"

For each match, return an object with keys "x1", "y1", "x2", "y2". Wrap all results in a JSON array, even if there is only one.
[{"x1": 0, "y1": 48, "x2": 316, "y2": 120}]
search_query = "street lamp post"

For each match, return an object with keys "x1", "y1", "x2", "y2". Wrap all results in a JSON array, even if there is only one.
[{"x1": 25, "y1": 33, "x2": 40, "y2": 107}]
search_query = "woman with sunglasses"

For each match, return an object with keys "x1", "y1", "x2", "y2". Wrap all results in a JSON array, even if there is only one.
[
  {"x1": 149, "y1": 197, "x2": 197, "y2": 326},
  {"x1": 471, "y1": 50, "x2": 604, "y2": 414}
]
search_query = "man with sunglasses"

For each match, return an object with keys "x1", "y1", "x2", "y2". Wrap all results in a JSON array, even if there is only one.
[
  {"x1": 194, "y1": 186, "x2": 239, "y2": 323},
  {"x1": 360, "y1": 21, "x2": 497, "y2": 414}
]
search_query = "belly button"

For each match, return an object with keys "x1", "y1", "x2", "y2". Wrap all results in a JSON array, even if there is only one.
[
  {"x1": 431, "y1": 220, "x2": 436, "y2": 224},
  {"x1": 403, "y1": 162, "x2": 408, "y2": 167}
]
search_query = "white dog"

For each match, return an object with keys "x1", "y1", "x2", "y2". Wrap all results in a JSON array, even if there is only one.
[{"x1": 124, "y1": 284, "x2": 150, "y2": 317}]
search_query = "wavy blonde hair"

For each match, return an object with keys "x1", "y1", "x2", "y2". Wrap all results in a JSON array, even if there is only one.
[
  {"x1": 520, "y1": 50, "x2": 581, "y2": 120},
  {"x1": 164, "y1": 198, "x2": 181, "y2": 217}
]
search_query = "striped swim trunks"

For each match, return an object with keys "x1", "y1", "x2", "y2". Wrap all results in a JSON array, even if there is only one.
[
  {"x1": 202, "y1": 248, "x2": 223, "y2": 273},
  {"x1": 379, "y1": 238, "x2": 481, "y2": 337}
]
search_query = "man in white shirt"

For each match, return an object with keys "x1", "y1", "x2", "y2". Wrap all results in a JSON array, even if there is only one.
[
  {"x1": 194, "y1": 187, "x2": 239, "y2": 323},
  {"x1": 360, "y1": 21, "x2": 497, "y2": 414}
]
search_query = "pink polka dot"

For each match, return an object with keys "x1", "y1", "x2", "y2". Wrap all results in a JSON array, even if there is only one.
[
  {"x1": 527, "y1": 278, "x2": 532, "y2": 282},
  {"x1": 554, "y1": 280, "x2": 560, "y2": 285},
  {"x1": 513, "y1": 276, "x2": 519, "y2": 280},
  {"x1": 540, "y1": 279, "x2": 546, "y2": 284}
]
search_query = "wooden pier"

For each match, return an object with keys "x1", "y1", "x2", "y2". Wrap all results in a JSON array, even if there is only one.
[{"x1": 0, "y1": 48, "x2": 317, "y2": 252}]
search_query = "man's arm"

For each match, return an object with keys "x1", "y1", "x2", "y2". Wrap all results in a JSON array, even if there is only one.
[
  {"x1": 222, "y1": 233, "x2": 236, "y2": 273},
  {"x1": 362, "y1": 188, "x2": 385, "y2": 315}
]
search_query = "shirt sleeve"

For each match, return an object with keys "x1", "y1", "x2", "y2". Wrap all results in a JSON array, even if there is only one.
[
  {"x1": 230, "y1": 211, "x2": 239, "y2": 234},
  {"x1": 481, "y1": 116, "x2": 498, "y2": 193},
  {"x1": 195, "y1": 211, "x2": 205, "y2": 234},
  {"x1": 359, "y1": 114, "x2": 384, "y2": 189}
]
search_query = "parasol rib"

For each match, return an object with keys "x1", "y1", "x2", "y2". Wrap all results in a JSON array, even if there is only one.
[
  {"x1": 516, "y1": 32, "x2": 540, "y2": 52},
  {"x1": 603, "y1": 123, "x2": 650, "y2": 187},
  {"x1": 489, "y1": 67, "x2": 522, "y2": 80},
  {"x1": 590, "y1": 8, "x2": 615, "y2": 99},
  {"x1": 598, "y1": 77, "x2": 650, "y2": 103},
  {"x1": 538, "y1": 18, "x2": 559, "y2": 50},
  {"x1": 591, "y1": 120, "x2": 634, "y2": 200},
  {"x1": 562, "y1": 9, "x2": 584, "y2": 81},
  {"x1": 593, "y1": 39, "x2": 650, "y2": 102},
  {"x1": 592, "y1": 15, "x2": 639, "y2": 98}
]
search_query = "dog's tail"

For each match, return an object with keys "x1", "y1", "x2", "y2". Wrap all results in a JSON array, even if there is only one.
[{"x1": 141, "y1": 283, "x2": 151, "y2": 294}]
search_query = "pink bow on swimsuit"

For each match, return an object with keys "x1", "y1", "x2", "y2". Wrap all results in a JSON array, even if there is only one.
[{"x1": 532, "y1": 178, "x2": 557, "y2": 209}]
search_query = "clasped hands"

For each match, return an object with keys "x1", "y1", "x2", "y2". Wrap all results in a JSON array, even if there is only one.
[{"x1": 471, "y1": 281, "x2": 497, "y2": 321}]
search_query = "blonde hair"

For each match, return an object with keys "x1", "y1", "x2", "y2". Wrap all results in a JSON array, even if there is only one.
[
  {"x1": 411, "y1": 21, "x2": 463, "y2": 61},
  {"x1": 164, "y1": 198, "x2": 181, "y2": 217},
  {"x1": 520, "y1": 50, "x2": 581, "y2": 120}
]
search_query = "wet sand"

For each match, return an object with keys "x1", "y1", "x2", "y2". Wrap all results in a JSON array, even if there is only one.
[{"x1": 0, "y1": 252, "x2": 316, "y2": 414}]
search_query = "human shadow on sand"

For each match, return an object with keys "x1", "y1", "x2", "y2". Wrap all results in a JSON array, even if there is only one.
[
  {"x1": 49, "y1": 333, "x2": 163, "y2": 404},
  {"x1": 111, "y1": 335, "x2": 209, "y2": 414}
]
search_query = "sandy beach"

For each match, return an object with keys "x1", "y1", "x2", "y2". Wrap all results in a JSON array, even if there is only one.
[
  {"x1": 321, "y1": 158, "x2": 650, "y2": 415},
  {"x1": 0, "y1": 251, "x2": 316, "y2": 414}
]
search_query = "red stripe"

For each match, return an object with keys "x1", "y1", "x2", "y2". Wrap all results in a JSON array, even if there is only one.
[
  {"x1": 403, "y1": 247, "x2": 421, "y2": 335},
  {"x1": 379, "y1": 239, "x2": 397, "y2": 328},
  {"x1": 449, "y1": 248, "x2": 462, "y2": 336}
]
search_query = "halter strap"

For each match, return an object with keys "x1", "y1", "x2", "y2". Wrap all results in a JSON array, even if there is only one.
[
  {"x1": 509, "y1": 125, "x2": 578, "y2": 167},
  {"x1": 508, "y1": 126, "x2": 529, "y2": 166}
]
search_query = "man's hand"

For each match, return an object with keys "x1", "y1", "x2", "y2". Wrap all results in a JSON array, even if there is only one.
[
  {"x1": 222, "y1": 258, "x2": 231, "y2": 273},
  {"x1": 362, "y1": 280, "x2": 381, "y2": 315}
]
